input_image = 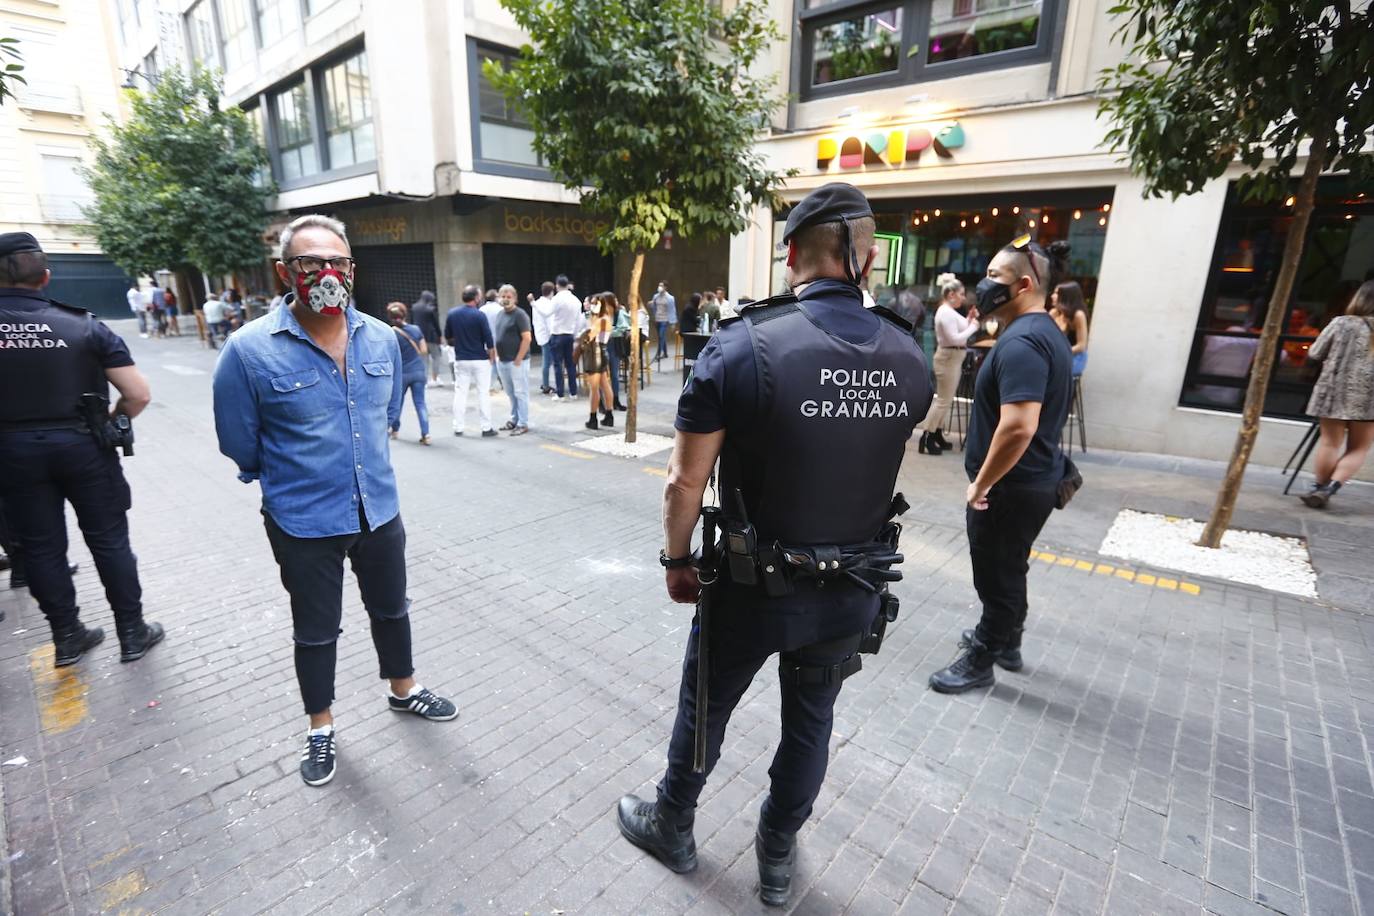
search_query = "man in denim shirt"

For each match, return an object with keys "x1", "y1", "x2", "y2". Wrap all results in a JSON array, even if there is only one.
[{"x1": 212, "y1": 214, "x2": 456, "y2": 788}]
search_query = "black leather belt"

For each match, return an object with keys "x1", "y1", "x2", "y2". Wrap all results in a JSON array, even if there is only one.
[{"x1": 0, "y1": 419, "x2": 84, "y2": 432}]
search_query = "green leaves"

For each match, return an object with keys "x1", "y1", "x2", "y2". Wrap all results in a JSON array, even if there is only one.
[
  {"x1": 82, "y1": 65, "x2": 273, "y2": 279},
  {"x1": 1097, "y1": 0, "x2": 1373, "y2": 201},
  {"x1": 489, "y1": 0, "x2": 793, "y2": 256},
  {"x1": 0, "y1": 36, "x2": 26, "y2": 106}
]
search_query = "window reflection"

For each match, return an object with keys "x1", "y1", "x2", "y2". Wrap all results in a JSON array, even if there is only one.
[
  {"x1": 927, "y1": 0, "x2": 1042, "y2": 64},
  {"x1": 811, "y1": 8, "x2": 903, "y2": 86}
]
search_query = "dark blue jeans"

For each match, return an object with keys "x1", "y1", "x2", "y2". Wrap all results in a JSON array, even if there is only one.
[
  {"x1": 0, "y1": 430, "x2": 143, "y2": 634},
  {"x1": 608, "y1": 346, "x2": 622, "y2": 403},
  {"x1": 549, "y1": 333, "x2": 578, "y2": 397},
  {"x1": 391, "y1": 371, "x2": 429, "y2": 437},
  {"x1": 656, "y1": 321, "x2": 670, "y2": 358}
]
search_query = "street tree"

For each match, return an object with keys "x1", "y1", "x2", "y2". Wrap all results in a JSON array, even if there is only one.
[
  {"x1": 83, "y1": 66, "x2": 272, "y2": 290},
  {"x1": 1098, "y1": 0, "x2": 1374, "y2": 548},
  {"x1": 0, "y1": 36, "x2": 24, "y2": 105},
  {"x1": 486, "y1": 0, "x2": 793, "y2": 441}
]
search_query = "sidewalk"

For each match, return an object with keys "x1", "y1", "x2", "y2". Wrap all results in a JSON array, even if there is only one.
[{"x1": 2, "y1": 326, "x2": 1372, "y2": 915}]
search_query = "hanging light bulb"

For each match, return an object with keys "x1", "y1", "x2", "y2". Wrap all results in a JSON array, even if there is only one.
[
  {"x1": 1029, "y1": 218, "x2": 1037, "y2": 227},
  {"x1": 1102, "y1": 203, "x2": 1111, "y2": 213},
  {"x1": 960, "y1": 219, "x2": 967, "y2": 228},
  {"x1": 1098, "y1": 217, "x2": 1107, "y2": 226},
  {"x1": 1042, "y1": 213, "x2": 1050, "y2": 225},
  {"x1": 923, "y1": 214, "x2": 930, "y2": 223},
  {"x1": 934, "y1": 208, "x2": 942, "y2": 217},
  {"x1": 1285, "y1": 196, "x2": 1295, "y2": 207},
  {"x1": 1073, "y1": 209, "x2": 1081, "y2": 220},
  {"x1": 1012, "y1": 206, "x2": 1021, "y2": 215},
  {"x1": 973, "y1": 214, "x2": 980, "y2": 224},
  {"x1": 991, "y1": 207, "x2": 999, "y2": 216}
]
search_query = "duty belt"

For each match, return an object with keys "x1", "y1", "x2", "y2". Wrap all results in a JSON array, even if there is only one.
[{"x1": 0, "y1": 418, "x2": 84, "y2": 432}]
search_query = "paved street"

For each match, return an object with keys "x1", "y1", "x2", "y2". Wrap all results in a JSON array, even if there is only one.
[{"x1": 3, "y1": 323, "x2": 1374, "y2": 916}]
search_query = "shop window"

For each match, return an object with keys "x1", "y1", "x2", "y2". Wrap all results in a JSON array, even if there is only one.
[
  {"x1": 800, "y1": 0, "x2": 1058, "y2": 98},
  {"x1": 272, "y1": 80, "x2": 317, "y2": 181},
  {"x1": 471, "y1": 43, "x2": 546, "y2": 176},
  {"x1": 219, "y1": 0, "x2": 254, "y2": 71},
  {"x1": 1179, "y1": 178, "x2": 1374, "y2": 419},
  {"x1": 186, "y1": 1, "x2": 219, "y2": 68},
  {"x1": 321, "y1": 50, "x2": 374, "y2": 169}
]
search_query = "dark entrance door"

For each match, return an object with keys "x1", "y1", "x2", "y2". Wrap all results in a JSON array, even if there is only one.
[
  {"x1": 351, "y1": 243, "x2": 437, "y2": 320},
  {"x1": 481, "y1": 243, "x2": 613, "y2": 305},
  {"x1": 44, "y1": 254, "x2": 134, "y2": 319}
]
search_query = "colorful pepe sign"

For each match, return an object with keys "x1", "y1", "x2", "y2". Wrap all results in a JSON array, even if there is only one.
[{"x1": 817, "y1": 121, "x2": 965, "y2": 171}]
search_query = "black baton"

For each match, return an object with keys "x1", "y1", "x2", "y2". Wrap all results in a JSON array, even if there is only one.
[{"x1": 693, "y1": 506, "x2": 720, "y2": 774}]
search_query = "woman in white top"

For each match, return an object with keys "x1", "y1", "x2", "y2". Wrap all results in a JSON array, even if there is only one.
[{"x1": 917, "y1": 273, "x2": 979, "y2": 455}]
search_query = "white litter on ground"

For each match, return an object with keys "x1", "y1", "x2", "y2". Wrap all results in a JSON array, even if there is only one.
[
  {"x1": 2, "y1": 755, "x2": 28, "y2": 768},
  {"x1": 569, "y1": 432, "x2": 674, "y2": 459},
  {"x1": 1099, "y1": 509, "x2": 1318, "y2": 598}
]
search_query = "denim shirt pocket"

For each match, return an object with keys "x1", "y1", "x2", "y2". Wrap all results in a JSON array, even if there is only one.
[
  {"x1": 361, "y1": 360, "x2": 394, "y2": 406},
  {"x1": 268, "y1": 368, "x2": 330, "y2": 420}
]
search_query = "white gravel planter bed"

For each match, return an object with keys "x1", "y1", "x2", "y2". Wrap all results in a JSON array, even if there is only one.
[
  {"x1": 1098, "y1": 509, "x2": 1318, "y2": 598},
  {"x1": 569, "y1": 431, "x2": 675, "y2": 459}
]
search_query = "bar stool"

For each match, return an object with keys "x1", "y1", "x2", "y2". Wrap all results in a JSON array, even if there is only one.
[
  {"x1": 949, "y1": 350, "x2": 977, "y2": 451},
  {"x1": 1063, "y1": 376, "x2": 1088, "y2": 454}
]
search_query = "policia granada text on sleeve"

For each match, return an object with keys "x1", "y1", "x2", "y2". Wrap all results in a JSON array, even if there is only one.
[
  {"x1": 615, "y1": 183, "x2": 933, "y2": 908},
  {"x1": 0, "y1": 231, "x2": 162, "y2": 666}
]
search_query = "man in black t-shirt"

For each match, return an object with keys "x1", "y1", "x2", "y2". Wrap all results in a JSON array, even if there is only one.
[{"x1": 929, "y1": 237, "x2": 1072, "y2": 694}]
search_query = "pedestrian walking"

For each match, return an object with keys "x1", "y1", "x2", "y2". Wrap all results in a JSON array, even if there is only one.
[
  {"x1": 410, "y1": 290, "x2": 445, "y2": 386},
  {"x1": 202, "y1": 291, "x2": 229, "y2": 348},
  {"x1": 386, "y1": 302, "x2": 432, "y2": 445},
  {"x1": 126, "y1": 281, "x2": 147, "y2": 337},
  {"x1": 615, "y1": 184, "x2": 931, "y2": 907},
  {"x1": 150, "y1": 285, "x2": 168, "y2": 338},
  {"x1": 579, "y1": 293, "x2": 615, "y2": 430},
  {"x1": 652, "y1": 282, "x2": 676, "y2": 360},
  {"x1": 212, "y1": 214, "x2": 457, "y2": 788},
  {"x1": 548, "y1": 275, "x2": 581, "y2": 399},
  {"x1": 0, "y1": 232, "x2": 163, "y2": 666},
  {"x1": 1301, "y1": 279, "x2": 1374, "y2": 508},
  {"x1": 928, "y1": 236, "x2": 1075, "y2": 694},
  {"x1": 163, "y1": 285, "x2": 181, "y2": 336},
  {"x1": 492, "y1": 284, "x2": 532, "y2": 435},
  {"x1": 1049, "y1": 281, "x2": 1090, "y2": 377},
  {"x1": 529, "y1": 281, "x2": 556, "y2": 395},
  {"x1": 445, "y1": 284, "x2": 498, "y2": 437},
  {"x1": 917, "y1": 273, "x2": 979, "y2": 456}
]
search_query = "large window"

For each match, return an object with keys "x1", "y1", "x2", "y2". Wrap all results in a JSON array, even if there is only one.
[
  {"x1": 800, "y1": 0, "x2": 1055, "y2": 98},
  {"x1": 186, "y1": 1, "x2": 219, "y2": 67},
  {"x1": 1179, "y1": 178, "x2": 1374, "y2": 418},
  {"x1": 254, "y1": 0, "x2": 292, "y2": 46},
  {"x1": 472, "y1": 45, "x2": 544, "y2": 173},
  {"x1": 272, "y1": 81, "x2": 317, "y2": 181},
  {"x1": 321, "y1": 50, "x2": 374, "y2": 168},
  {"x1": 219, "y1": 0, "x2": 253, "y2": 71}
]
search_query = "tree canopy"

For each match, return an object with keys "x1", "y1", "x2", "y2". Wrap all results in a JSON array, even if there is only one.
[
  {"x1": 83, "y1": 66, "x2": 272, "y2": 279},
  {"x1": 485, "y1": 0, "x2": 795, "y2": 255}
]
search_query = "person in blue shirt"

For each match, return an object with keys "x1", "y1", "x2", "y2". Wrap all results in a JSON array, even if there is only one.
[
  {"x1": 443, "y1": 284, "x2": 498, "y2": 437},
  {"x1": 386, "y1": 301, "x2": 431, "y2": 444},
  {"x1": 212, "y1": 214, "x2": 457, "y2": 789}
]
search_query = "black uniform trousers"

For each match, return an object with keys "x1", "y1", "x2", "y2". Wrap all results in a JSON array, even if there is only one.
[
  {"x1": 656, "y1": 610, "x2": 864, "y2": 835},
  {"x1": 0, "y1": 429, "x2": 142, "y2": 633},
  {"x1": 0, "y1": 496, "x2": 22, "y2": 580},
  {"x1": 968, "y1": 482, "x2": 1057, "y2": 652},
  {"x1": 263, "y1": 510, "x2": 414, "y2": 716}
]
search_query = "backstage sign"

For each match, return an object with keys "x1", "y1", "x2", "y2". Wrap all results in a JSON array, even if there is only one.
[
  {"x1": 801, "y1": 367, "x2": 908, "y2": 420},
  {"x1": 504, "y1": 208, "x2": 609, "y2": 243},
  {"x1": 0, "y1": 322, "x2": 68, "y2": 350}
]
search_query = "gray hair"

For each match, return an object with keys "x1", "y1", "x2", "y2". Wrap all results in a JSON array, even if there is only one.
[
  {"x1": 279, "y1": 214, "x2": 349, "y2": 259},
  {"x1": 498, "y1": 283, "x2": 516, "y2": 297},
  {"x1": 936, "y1": 272, "x2": 963, "y2": 299}
]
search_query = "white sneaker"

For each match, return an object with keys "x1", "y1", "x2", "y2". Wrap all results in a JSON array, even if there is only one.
[{"x1": 550, "y1": 395, "x2": 563, "y2": 402}]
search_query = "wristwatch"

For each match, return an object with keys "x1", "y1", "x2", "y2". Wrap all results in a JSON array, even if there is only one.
[{"x1": 659, "y1": 550, "x2": 695, "y2": 569}]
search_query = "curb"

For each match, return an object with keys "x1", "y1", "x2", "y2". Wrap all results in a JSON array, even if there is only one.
[{"x1": 0, "y1": 754, "x2": 11, "y2": 916}]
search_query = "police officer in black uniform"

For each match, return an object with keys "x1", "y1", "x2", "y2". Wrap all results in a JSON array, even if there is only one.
[
  {"x1": 616, "y1": 184, "x2": 932, "y2": 906},
  {"x1": 0, "y1": 232, "x2": 163, "y2": 666}
]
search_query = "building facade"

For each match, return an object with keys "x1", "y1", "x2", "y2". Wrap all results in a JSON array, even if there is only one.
[
  {"x1": 732, "y1": 0, "x2": 1373, "y2": 475},
  {"x1": 1, "y1": 0, "x2": 132, "y2": 316},
  {"x1": 110, "y1": 0, "x2": 725, "y2": 323}
]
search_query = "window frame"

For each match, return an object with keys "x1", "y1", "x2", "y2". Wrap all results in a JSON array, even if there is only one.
[
  {"x1": 183, "y1": 0, "x2": 224, "y2": 71},
  {"x1": 467, "y1": 39, "x2": 550, "y2": 181},
  {"x1": 319, "y1": 48, "x2": 374, "y2": 171},
  {"x1": 216, "y1": 0, "x2": 255, "y2": 73},
  {"x1": 796, "y1": 0, "x2": 1061, "y2": 101}
]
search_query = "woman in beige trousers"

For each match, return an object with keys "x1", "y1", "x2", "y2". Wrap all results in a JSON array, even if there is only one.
[{"x1": 918, "y1": 274, "x2": 979, "y2": 455}]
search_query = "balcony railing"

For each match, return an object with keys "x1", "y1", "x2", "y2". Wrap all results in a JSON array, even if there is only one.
[
  {"x1": 18, "y1": 81, "x2": 84, "y2": 115},
  {"x1": 38, "y1": 195, "x2": 93, "y2": 223}
]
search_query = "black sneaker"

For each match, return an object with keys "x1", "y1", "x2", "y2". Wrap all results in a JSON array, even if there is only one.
[
  {"x1": 388, "y1": 687, "x2": 458, "y2": 721},
  {"x1": 928, "y1": 635, "x2": 996, "y2": 694},
  {"x1": 300, "y1": 729, "x2": 337, "y2": 787},
  {"x1": 616, "y1": 795, "x2": 697, "y2": 873},
  {"x1": 960, "y1": 628, "x2": 1023, "y2": 671},
  {"x1": 481, "y1": 429, "x2": 499, "y2": 438}
]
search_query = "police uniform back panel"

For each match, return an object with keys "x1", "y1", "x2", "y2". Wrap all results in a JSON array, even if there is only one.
[
  {"x1": 0, "y1": 289, "x2": 134, "y2": 426},
  {"x1": 676, "y1": 278, "x2": 932, "y2": 646}
]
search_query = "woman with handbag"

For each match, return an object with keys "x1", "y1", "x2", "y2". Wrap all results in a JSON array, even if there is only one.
[
  {"x1": 386, "y1": 302, "x2": 432, "y2": 445},
  {"x1": 579, "y1": 293, "x2": 615, "y2": 430},
  {"x1": 1300, "y1": 279, "x2": 1374, "y2": 508}
]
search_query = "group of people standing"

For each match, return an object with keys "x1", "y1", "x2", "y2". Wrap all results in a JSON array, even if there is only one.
[{"x1": 125, "y1": 281, "x2": 181, "y2": 339}]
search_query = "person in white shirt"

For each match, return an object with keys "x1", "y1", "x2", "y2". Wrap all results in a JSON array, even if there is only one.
[
  {"x1": 202, "y1": 292, "x2": 229, "y2": 349},
  {"x1": 917, "y1": 273, "x2": 980, "y2": 455},
  {"x1": 547, "y1": 274, "x2": 582, "y2": 399},
  {"x1": 480, "y1": 289, "x2": 503, "y2": 337},
  {"x1": 127, "y1": 282, "x2": 148, "y2": 337},
  {"x1": 651, "y1": 282, "x2": 676, "y2": 360},
  {"x1": 528, "y1": 281, "x2": 556, "y2": 394}
]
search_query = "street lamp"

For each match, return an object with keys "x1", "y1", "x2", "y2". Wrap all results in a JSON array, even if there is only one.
[{"x1": 120, "y1": 68, "x2": 159, "y2": 90}]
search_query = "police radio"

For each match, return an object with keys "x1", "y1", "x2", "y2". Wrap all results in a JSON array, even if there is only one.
[{"x1": 723, "y1": 489, "x2": 759, "y2": 586}]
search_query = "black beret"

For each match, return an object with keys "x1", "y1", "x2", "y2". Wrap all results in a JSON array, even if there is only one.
[
  {"x1": 0, "y1": 232, "x2": 42, "y2": 259},
  {"x1": 781, "y1": 182, "x2": 874, "y2": 243}
]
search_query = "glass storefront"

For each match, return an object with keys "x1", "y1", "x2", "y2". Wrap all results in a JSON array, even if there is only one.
[{"x1": 1179, "y1": 177, "x2": 1374, "y2": 418}]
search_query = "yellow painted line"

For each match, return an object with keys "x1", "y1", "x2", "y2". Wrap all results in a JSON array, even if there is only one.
[
  {"x1": 1094, "y1": 563, "x2": 1115, "y2": 575},
  {"x1": 1037, "y1": 552, "x2": 1057, "y2": 564},
  {"x1": 29, "y1": 644, "x2": 88, "y2": 734},
  {"x1": 1074, "y1": 560, "x2": 1094, "y2": 572},
  {"x1": 1179, "y1": 582, "x2": 1201, "y2": 595},
  {"x1": 1135, "y1": 573, "x2": 1157, "y2": 586},
  {"x1": 1115, "y1": 569, "x2": 1136, "y2": 582},
  {"x1": 100, "y1": 870, "x2": 147, "y2": 910},
  {"x1": 1156, "y1": 578, "x2": 1178, "y2": 591},
  {"x1": 540, "y1": 444, "x2": 595, "y2": 460},
  {"x1": 1056, "y1": 556, "x2": 1076, "y2": 567},
  {"x1": 642, "y1": 466, "x2": 668, "y2": 478},
  {"x1": 1027, "y1": 549, "x2": 1039, "y2": 560}
]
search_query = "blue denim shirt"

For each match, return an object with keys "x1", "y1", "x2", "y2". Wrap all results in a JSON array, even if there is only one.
[{"x1": 212, "y1": 300, "x2": 404, "y2": 538}]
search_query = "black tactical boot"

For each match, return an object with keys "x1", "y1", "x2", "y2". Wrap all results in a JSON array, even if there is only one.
[
  {"x1": 601, "y1": 410, "x2": 614, "y2": 428},
  {"x1": 756, "y1": 822, "x2": 798, "y2": 907},
  {"x1": 616, "y1": 795, "x2": 697, "y2": 874},
  {"x1": 961, "y1": 627, "x2": 1023, "y2": 671},
  {"x1": 928, "y1": 633, "x2": 997, "y2": 693},
  {"x1": 117, "y1": 620, "x2": 165, "y2": 663},
  {"x1": 53, "y1": 621, "x2": 105, "y2": 668}
]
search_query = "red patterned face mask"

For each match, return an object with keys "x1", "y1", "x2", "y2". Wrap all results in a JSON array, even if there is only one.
[{"x1": 295, "y1": 268, "x2": 353, "y2": 316}]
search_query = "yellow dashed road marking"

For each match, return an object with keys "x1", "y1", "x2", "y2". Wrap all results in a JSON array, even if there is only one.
[
  {"x1": 1037, "y1": 552, "x2": 1057, "y2": 564},
  {"x1": 100, "y1": 870, "x2": 147, "y2": 911},
  {"x1": 1031, "y1": 548, "x2": 1202, "y2": 596},
  {"x1": 642, "y1": 467, "x2": 668, "y2": 478},
  {"x1": 1094, "y1": 564, "x2": 1115, "y2": 575},
  {"x1": 1179, "y1": 582, "x2": 1201, "y2": 595},
  {"x1": 29, "y1": 644, "x2": 88, "y2": 734},
  {"x1": 1056, "y1": 556, "x2": 1076, "y2": 567},
  {"x1": 1115, "y1": 569, "x2": 1136, "y2": 582},
  {"x1": 1074, "y1": 560, "x2": 1094, "y2": 571},
  {"x1": 1157, "y1": 578, "x2": 1178, "y2": 591},
  {"x1": 1136, "y1": 574, "x2": 1157, "y2": 586},
  {"x1": 541, "y1": 444, "x2": 595, "y2": 460}
]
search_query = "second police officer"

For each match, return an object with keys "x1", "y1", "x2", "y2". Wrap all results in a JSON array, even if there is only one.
[
  {"x1": 616, "y1": 183, "x2": 932, "y2": 907},
  {"x1": 0, "y1": 232, "x2": 163, "y2": 666}
]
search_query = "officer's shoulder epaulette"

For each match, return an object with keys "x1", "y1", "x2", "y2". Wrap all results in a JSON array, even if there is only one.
[
  {"x1": 870, "y1": 304, "x2": 912, "y2": 333},
  {"x1": 736, "y1": 293, "x2": 800, "y2": 326},
  {"x1": 47, "y1": 298, "x2": 91, "y2": 316}
]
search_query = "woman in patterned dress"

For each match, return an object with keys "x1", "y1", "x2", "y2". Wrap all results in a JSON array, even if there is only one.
[{"x1": 1301, "y1": 280, "x2": 1374, "y2": 508}]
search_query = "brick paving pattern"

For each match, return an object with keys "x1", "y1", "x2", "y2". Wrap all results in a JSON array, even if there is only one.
[{"x1": 2, "y1": 328, "x2": 1373, "y2": 915}]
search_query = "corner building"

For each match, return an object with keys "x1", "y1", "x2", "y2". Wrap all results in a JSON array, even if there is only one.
[
  {"x1": 731, "y1": 0, "x2": 1372, "y2": 476},
  {"x1": 112, "y1": 0, "x2": 725, "y2": 324}
]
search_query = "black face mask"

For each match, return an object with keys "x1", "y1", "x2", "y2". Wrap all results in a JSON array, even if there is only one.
[{"x1": 974, "y1": 276, "x2": 1015, "y2": 315}]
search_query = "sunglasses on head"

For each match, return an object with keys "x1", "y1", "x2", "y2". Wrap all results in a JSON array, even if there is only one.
[{"x1": 1009, "y1": 234, "x2": 1042, "y2": 286}]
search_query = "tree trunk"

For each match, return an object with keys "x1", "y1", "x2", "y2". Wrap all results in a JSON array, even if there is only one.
[
  {"x1": 1197, "y1": 138, "x2": 1328, "y2": 548},
  {"x1": 625, "y1": 250, "x2": 645, "y2": 444}
]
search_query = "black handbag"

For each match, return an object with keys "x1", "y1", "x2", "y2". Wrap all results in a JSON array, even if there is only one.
[{"x1": 1055, "y1": 454, "x2": 1083, "y2": 510}]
